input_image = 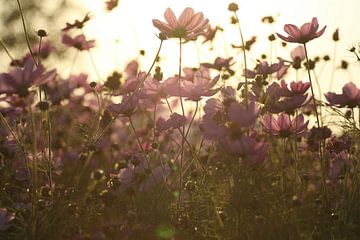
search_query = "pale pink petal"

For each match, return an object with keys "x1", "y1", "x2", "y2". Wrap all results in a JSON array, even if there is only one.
[
  {"x1": 164, "y1": 8, "x2": 178, "y2": 28},
  {"x1": 178, "y1": 7, "x2": 195, "y2": 27}
]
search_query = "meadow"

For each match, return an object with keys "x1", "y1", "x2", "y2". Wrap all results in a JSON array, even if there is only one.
[{"x1": 0, "y1": 1, "x2": 359, "y2": 239}]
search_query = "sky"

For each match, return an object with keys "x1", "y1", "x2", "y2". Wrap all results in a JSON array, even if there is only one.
[{"x1": 70, "y1": 0, "x2": 360, "y2": 94}]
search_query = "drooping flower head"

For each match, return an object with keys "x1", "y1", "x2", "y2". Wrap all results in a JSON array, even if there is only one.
[
  {"x1": 276, "y1": 17, "x2": 326, "y2": 44},
  {"x1": 152, "y1": 7, "x2": 209, "y2": 41}
]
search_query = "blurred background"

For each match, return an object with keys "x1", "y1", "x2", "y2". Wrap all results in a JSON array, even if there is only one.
[{"x1": 0, "y1": 0, "x2": 359, "y2": 92}]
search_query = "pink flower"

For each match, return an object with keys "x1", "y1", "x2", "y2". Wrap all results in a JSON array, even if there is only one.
[
  {"x1": 105, "y1": 0, "x2": 119, "y2": 11},
  {"x1": 62, "y1": 34, "x2": 95, "y2": 51},
  {"x1": 276, "y1": 17, "x2": 326, "y2": 44},
  {"x1": 180, "y1": 70, "x2": 220, "y2": 101},
  {"x1": 244, "y1": 60, "x2": 282, "y2": 79},
  {"x1": 325, "y1": 82, "x2": 360, "y2": 108},
  {"x1": 124, "y1": 60, "x2": 139, "y2": 78},
  {"x1": 200, "y1": 98, "x2": 228, "y2": 139},
  {"x1": 152, "y1": 7, "x2": 209, "y2": 40},
  {"x1": 279, "y1": 80, "x2": 310, "y2": 97},
  {"x1": 164, "y1": 68, "x2": 220, "y2": 101},
  {"x1": 108, "y1": 95, "x2": 139, "y2": 117},
  {"x1": 201, "y1": 57, "x2": 234, "y2": 74},
  {"x1": 0, "y1": 58, "x2": 56, "y2": 97},
  {"x1": 61, "y1": 13, "x2": 91, "y2": 31},
  {"x1": 224, "y1": 135, "x2": 268, "y2": 166},
  {"x1": 262, "y1": 113, "x2": 308, "y2": 137},
  {"x1": 265, "y1": 81, "x2": 309, "y2": 114},
  {"x1": 156, "y1": 113, "x2": 186, "y2": 132},
  {"x1": 228, "y1": 101, "x2": 259, "y2": 128},
  {"x1": 290, "y1": 45, "x2": 306, "y2": 62}
]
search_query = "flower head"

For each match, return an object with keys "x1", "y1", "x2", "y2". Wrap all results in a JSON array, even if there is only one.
[
  {"x1": 62, "y1": 13, "x2": 91, "y2": 31},
  {"x1": 276, "y1": 17, "x2": 326, "y2": 44},
  {"x1": 262, "y1": 113, "x2": 308, "y2": 137},
  {"x1": 325, "y1": 82, "x2": 360, "y2": 108},
  {"x1": 0, "y1": 58, "x2": 56, "y2": 97},
  {"x1": 62, "y1": 34, "x2": 95, "y2": 51},
  {"x1": 152, "y1": 7, "x2": 209, "y2": 41}
]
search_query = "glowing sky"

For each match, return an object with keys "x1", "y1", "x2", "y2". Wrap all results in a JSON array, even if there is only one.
[{"x1": 72, "y1": 0, "x2": 360, "y2": 93}]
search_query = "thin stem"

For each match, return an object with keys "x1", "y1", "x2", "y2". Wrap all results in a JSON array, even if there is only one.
[
  {"x1": 0, "y1": 112, "x2": 23, "y2": 149},
  {"x1": 16, "y1": 0, "x2": 38, "y2": 66},
  {"x1": 37, "y1": 36, "x2": 43, "y2": 66},
  {"x1": 177, "y1": 37, "x2": 185, "y2": 214},
  {"x1": 129, "y1": 117, "x2": 157, "y2": 184},
  {"x1": 29, "y1": 104, "x2": 38, "y2": 239},
  {"x1": 303, "y1": 43, "x2": 327, "y2": 203},
  {"x1": 303, "y1": 44, "x2": 320, "y2": 127},
  {"x1": 234, "y1": 12, "x2": 248, "y2": 108},
  {"x1": 93, "y1": 40, "x2": 163, "y2": 144},
  {"x1": 0, "y1": 39, "x2": 15, "y2": 62}
]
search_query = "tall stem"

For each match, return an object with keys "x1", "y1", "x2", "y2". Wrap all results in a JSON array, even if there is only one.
[
  {"x1": 234, "y1": 12, "x2": 248, "y2": 108},
  {"x1": 16, "y1": 0, "x2": 37, "y2": 66},
  {"x1": 303, "y1": 43, "x2": 327, "y2": 203},
  {"x1": 303, "y1": 44, "x2": 320, "y2": 126},
  {"x1": 129, "y1": 117, "x2": 157, "y2": 183},
  {"x1": 177, "y1": 37, "x2": 185, "y2": 214}
]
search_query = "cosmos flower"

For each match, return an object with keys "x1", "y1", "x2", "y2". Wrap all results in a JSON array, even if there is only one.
[
  {"x1": 265, "y1": 81, "x2": 310, "y2": 114},
  {"x1": 62, "y1": 34, "x2": 95, "y2": 51},
  {"x1": 164, "y1": 67, "x2": 220, "y2": 101},
  {"x1": 244, "y1": 60, "x2": 282, "y2": 79},
  {"x1": 262, "y1": 113, "x2": 308, "y2": 137},
  {"x1": 61, "y1": 13, "x2": 91, "y2": 31},
  {"x1": 325, "y1": 82, "x2": 360, "y2": 108},
  {"x1": 156, "y1": 113, "x2": 186, "y2": 132},
  {"x1": 228, "y1": 101, "x2": 259, "y2": 128},
  {"x1": 223, "y1": 135, "x2": 268, "y2": 166},
  {"x1": 201, "y1": 57, "x2": 234, "y2": 74},
  {"x1": 276, "y1": 17, "x2": 326, "y2": 44},
  {"x1": 108, "y1": 95, "x2": 139, "y2": 117},
  {"x1": 0, "y1": 58, "x2": 56, "y2": 97},
  {"x1": 152, "y1": 7, "x2": 209, "y2": 41},
  {"x1": 278, "y1": 80, "x2": 310, "y2": 97}
]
